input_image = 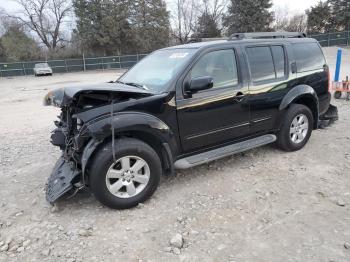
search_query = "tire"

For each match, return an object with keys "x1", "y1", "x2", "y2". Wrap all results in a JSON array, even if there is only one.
[
  {"x1": 334, "y1": 91, "x2": 342, "y2": 99},
  {"x1": 89, "y1": 138, "x2": 161, "y2": 209},
  {"x1": 276, "y1": 104, "x2": 313, "y2": 152}
]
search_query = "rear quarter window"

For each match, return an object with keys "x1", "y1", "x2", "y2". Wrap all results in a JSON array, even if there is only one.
[{"x1": 292, "y1": 43, "x2": 325, "y2": 73}]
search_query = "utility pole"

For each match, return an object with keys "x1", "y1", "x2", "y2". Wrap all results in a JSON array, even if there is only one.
[{"x1": 83, "y1": 52, "x2": 86, "y2": 71}]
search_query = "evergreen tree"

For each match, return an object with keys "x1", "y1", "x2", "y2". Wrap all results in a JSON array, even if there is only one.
[
  {"x1": 193, "y1": 12, "x2": 221, "y2": 38},
  {"x1": 306, "y1": 1, "x2": 335, "y2": 33},
  {"x1": 73, "y1": 0, "x2": 170, "y2": 55},
  {"x1": 329, "y1": 0, "x2": 350, "y2": 30},
  {"x1": 73, "y1": 0, "x2": 135, "y2": 55},
  {"x1": 0, "y1": 40, "x2": 6, "y2": 61},
  {"x1": 130, "y1": 0, "x2": 170, "y2": 53},
  {"x1": 223, "y1": 0, "x2": 274, "y2": 34},
  {"x1": 0, "y1": 24, "x2": 40, "y2": 61}
]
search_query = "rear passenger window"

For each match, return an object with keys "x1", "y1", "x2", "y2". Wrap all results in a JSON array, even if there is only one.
[
  {"x1": 293, "y1": 43, "x2": 325, "y2": 72},
  {"x1": 246, "y1": 46, "x2": 286, "y2": 83},
  {"x1": 246, "y1": 47, "x2": 275, "y2": 82}
]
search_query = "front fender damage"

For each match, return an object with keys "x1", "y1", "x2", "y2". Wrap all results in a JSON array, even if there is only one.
[{"x1": 44, "y1": 84, "x2": 159, "y2": 204}]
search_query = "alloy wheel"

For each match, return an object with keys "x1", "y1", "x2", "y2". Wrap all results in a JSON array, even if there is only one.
[
  {"x1": 105, "y1": 156, "x2": 150, "y2": 198},
  {"x1": 290, "y1": 114, "x2": 309, "y2": 144}
]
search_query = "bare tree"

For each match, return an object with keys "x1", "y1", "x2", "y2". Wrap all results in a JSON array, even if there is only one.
[
  {"x1": 7, "y1": 0, "x2": 72, "y2": 50},
  {"x1": 170, "y1": 0, "x2": 227, "y2": 43},
  {"x1": 201, "y1": 0, "x2": 227, "y2": 25},
  {"x1": 170, "y1": 0, "x2": 199, "y2": 44},
  {"x1": 273, "y1": 6, "x2": 289, "y2": 31},
  {"x1": 273, "y1": 6, "x2": 307, "y2": 32},
  {"x1": 0, "y1": 7, "x2": 7, "y2": 35},
  {"x1": 286, "y1": 14, "x2": 307, "y2": 32}
]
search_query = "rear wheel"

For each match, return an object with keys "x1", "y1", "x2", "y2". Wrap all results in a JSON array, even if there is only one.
[
  {"x1": 334, "y1": 91, "x2": 342, "y2": 99},
  {"x1": 276, "y1": 104, "x2": 313, "y2": 152},
  {"x1": 89, "y1": 138, "x2": 161, "y2": 209}
]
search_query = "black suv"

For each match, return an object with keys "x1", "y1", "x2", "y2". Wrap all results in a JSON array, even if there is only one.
[{"x1": 44, "y1": 32, "x2": 337, "y2": 209}]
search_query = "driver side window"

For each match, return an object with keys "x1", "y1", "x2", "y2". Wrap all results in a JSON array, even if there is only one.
[{"x1": 190, "y1": 49, "x2": 238, "y2": 90}]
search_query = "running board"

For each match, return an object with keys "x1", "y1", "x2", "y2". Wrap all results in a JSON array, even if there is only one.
[{"x1": 174, "y1": 134, "x2": 276, "y2": 169}]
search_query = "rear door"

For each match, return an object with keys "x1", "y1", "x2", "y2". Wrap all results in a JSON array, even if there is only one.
[{"x1": 243, "y1": 44, "x2": 290, "y2": 134}]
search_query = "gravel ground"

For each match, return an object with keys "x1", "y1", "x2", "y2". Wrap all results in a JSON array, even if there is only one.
[{"x1": 0, "y1": 48, "x2": 350, "y2": 262}]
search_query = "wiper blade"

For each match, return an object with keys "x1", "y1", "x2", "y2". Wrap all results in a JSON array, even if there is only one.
[
  {"x1": 116, "y1": 80, "x2": 149, "y2": 90},
  {"x1": 125, "y1": 82, "x2": 149, "y2": 90}
]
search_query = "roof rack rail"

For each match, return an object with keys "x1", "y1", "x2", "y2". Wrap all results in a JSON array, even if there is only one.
[
  {"x1": 228, "y1": 32, "x2": 307, "y2": 41},
  {"x1": 186, "y1": 37, "x2": 227, "y2": 44}
]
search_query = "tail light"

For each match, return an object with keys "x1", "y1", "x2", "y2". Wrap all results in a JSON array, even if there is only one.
[{"x1": 324, "y1": 64, "x2": 331, "y2": 92}]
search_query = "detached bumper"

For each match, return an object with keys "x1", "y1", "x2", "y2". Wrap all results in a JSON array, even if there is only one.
[
  {"x1": 319, "y1": 104, "x2": 338, "y2": 128},
  {"x1": 320, "y1": 104, "x2": 338, "y2": 121},
  {"x1": 46, "y1": 157, "x2": 81, "y2": 203}
]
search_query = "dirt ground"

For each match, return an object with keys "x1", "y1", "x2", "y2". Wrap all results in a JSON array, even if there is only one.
[{"x1": 0, "y1": 47, "x2": 350, "y2": 262}]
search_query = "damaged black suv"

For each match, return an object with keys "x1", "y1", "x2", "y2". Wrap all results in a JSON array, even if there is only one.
[{"x1": 44, "y1": 32, "x2": 337, "y2": 209}]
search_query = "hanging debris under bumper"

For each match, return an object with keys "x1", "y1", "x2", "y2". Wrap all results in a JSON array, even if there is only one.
[
  {"x1": 46, "y1": 157, "x2": 81, "y2": 203},
  {"x1": 319, "y1": 104, "x2": 339, "y2": 128}
]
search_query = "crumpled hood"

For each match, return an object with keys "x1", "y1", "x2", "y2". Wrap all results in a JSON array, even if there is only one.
[{"x1": 44, "y1": 82, "x2": 154, "y2": 107}]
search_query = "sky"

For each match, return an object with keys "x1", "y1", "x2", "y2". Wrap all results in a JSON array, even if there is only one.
[
  {"x1": 273, "y1": 0, "x2": 320, "y2": 13},
  {"x1": 0, "y1": 0, "x2": 321, "y2": 14}
]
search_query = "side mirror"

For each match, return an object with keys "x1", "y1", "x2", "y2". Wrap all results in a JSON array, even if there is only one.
[{"x1": 186, "y1": 76, "x2": 214, "y2": 93}]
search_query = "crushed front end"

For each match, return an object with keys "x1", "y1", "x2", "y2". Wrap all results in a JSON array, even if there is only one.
[
  {"x1": 46, "y1": 103, "x2": 86, "y2": 203},
  {"x1": 43, "y1": 84, "x2": 154, "y2": 203},
  {"x1": 44, "y1": 87, "x2": 106, "y2": 203}
]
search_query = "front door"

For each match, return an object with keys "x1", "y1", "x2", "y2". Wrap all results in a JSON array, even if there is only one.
[{"x1": 176, "y1": 47, "x2": 250, "y2": 153}]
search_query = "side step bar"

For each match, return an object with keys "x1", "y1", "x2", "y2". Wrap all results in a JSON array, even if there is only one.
[{"x1": 174, "y1": 134, "x2": 276, "y2": 169}]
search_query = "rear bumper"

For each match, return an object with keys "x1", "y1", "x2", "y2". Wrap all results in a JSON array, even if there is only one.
[
  {"x1": 35, "y1": 72, "x2": 52, "y2": 75},
  {"x1": 319, "y1": 103, "x2": 338, "y2": 129},
  {"x1": 46, "y1": 157, "x2": 81, "y2": 203},
  {"x1": 320, "y1": 103, "x2": 338, "y2": 121}
]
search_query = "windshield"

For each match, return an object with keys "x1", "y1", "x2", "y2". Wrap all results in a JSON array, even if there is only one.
[
  {"x1": 35, "y1": 63, "x2": 49, "y2": 68},
  {"x1": 118, "y1": 48, "x2": 197, "y2": 92}
]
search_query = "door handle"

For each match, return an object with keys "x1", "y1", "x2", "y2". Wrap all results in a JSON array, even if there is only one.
[
  {"x1": 291, "y1": 62, "x2": 297, "y2": 74},
  {"x1": 233, "y1": 92, "x2": 245, "y2": 102}
]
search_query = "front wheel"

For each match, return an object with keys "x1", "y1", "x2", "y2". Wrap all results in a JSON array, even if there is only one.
[
  {"x1": 276, "y1": 104, "x2": 313, "y2": 152},
  {"x1": 89, "y1": 138, "x2": 161, "y2": 209}
]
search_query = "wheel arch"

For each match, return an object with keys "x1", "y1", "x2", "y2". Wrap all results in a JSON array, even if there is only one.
[
  {"x1": 81, "y1": 112, "x2": 178, "y2": 180},
  {"x1": 111, "y1": 129, "x2": 175, "y2": 176},
  {"x1": 279, "y1": 85, "x2": 319, "y2": 129}
]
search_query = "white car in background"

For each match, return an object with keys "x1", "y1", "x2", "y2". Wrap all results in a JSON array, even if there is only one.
[{"x1": 34, "y1": 63, "x2": 53, "y2": 76}]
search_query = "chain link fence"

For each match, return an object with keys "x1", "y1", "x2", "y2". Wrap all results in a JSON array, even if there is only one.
[
  {"x1": 310, "y1": 31, "x2": 350, "y2": 47},
  {"x1": 1, "y1": 32, "x2": 350, "y2": 78},
  {"x1": 0, "y1": 54, "x2": 148, "y2": 77}
]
